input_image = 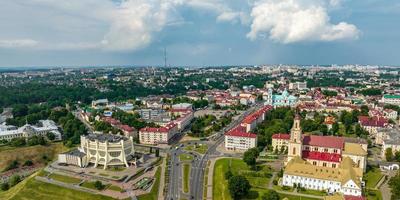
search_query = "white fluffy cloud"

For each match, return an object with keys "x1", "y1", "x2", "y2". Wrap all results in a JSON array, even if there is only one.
[
  {"x1": 247, "y1": 0, "x2": 360, "y2": 43},
  {"x1": 0, "y1": 39, "x2": 38, "y2": 48},
  {"x1": 0, "y1": 0, "x2": 360, "y2": 51}
]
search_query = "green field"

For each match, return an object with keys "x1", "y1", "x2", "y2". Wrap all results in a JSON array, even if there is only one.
[
  {"x1": 0, "y1": 176, "x2": 116, "y2": 200},
  {"x1": 137, "y1": 167, "x2": 161, "y2": 200},
  {"x1": 48, "y1": 173, "x2": 81, "y2": 184},
  {"x1": 183, "y1": 164, "x2": 190, "y2": 193},
  {"x1": 365, "y1": 189, "x2": 383, "y2": 200},
  {"x1": 364, "y1": 167, "x2": 384, "y2": 188},
  {"x1": 184, "y1": 144, "x2": 208, "y2": 154},
  {"x1": 107, "y1": 185, "x2": 124, "y2": 192},
  {"x1": 81, "y1": 181, "x2": 111, "y2": 190},
  {"x1": 212, "y1": 158, "x2": 274, "y2": 200},
  {"x1": 179, "y1": 153, "x2": 194, "y2": 162}
]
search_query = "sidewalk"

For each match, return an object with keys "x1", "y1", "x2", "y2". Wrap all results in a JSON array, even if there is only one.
[
  {"x1": 158, "y1": 157, "x2": 166, "y2": 200},
  {"x1": 206, "y1": 158, "x2": 217, "y2": 200}
]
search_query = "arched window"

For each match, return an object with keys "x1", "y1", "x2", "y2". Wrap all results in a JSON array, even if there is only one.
[{"x1": 292, "y1": 147, "x2": 296, "y2": 155}]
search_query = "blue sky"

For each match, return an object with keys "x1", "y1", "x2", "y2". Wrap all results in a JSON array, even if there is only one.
[{"x1": 0, "y1": 0, "x2": 399, "y2": 67}]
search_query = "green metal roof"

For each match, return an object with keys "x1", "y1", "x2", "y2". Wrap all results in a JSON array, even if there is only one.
[{"x1": 384, "y1": 95, "x2": 400, "y2": 99}]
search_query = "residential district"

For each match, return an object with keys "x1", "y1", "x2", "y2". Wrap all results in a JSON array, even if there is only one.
[{"x1": 1, "y1": 65, "x2": 400, "y2": 200}]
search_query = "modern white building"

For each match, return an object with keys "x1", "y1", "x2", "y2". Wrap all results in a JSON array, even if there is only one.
[
  {"x1": 80, "y1": 134, "x2": 135, "y2": 169},
  {"x1": 58, "y1": 149, "x2": 87, "y2": 168},
  {"x1": 0, "y1": 120, "x2": 61, "y2": 141}
]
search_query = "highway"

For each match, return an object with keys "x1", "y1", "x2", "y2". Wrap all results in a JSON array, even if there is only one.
[{"x1": 189, "y1": 104, "x2": 264, "y2": 200}]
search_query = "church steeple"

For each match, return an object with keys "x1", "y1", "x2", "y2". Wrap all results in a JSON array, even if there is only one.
[
  {"x1": 287, "y1": 113, "x2": 303, "y2": 163},
  {"x1": 291, "y1": 114, "x2": 302, "y2": 143}
]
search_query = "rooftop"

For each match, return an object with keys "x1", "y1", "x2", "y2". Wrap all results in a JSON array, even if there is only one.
[
  {"x1": 84, "y1": 133, "x2": 128, "y2": 143},
  {"x1": 303, "y1": 135, "x2": 345, "y2": 149}
]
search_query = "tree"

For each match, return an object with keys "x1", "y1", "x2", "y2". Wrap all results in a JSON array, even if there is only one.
[
  {"x1": 243, "y1": 148, "x2": 259, "y2": 169},
  {"x1": 1, "y1": 182, "x2": 9, "y2": 191},
  {"x1": 389, "y1": 172, "x2": 400, "y2": 199},
  {"x1": 94, "y1": 180, "x2": 105, "y2": 190},
  {"x1": 331, "y1": 122, "x2": 339, "y2": 135},
  {"x1": 228, "y1": 175, "x2": 251, "y2": 200},
  {"x1": 23, "y1": 160, "x2": 34, "y2": 166},
  {"x1": 225, "y1": 169, "x2": 233, "y2": 180},
  {"x1": 8, "y1": 174, "x2": 21, "y2": 187},
  {"x1": 4, "y1": 160, "x2": 19, "y2": 171},
  {"x1": 262, "y1": 190, "x2": 280, "y2": 200},
  {"x1": 46, "y1": 132, "x2": 56, "y2": 141},
  {"x1": 386, "y1": 148, "x2": 394, "y2": 161},
  {"x1": 395, "y1": 151, "x2": 400, "y2": 162}
]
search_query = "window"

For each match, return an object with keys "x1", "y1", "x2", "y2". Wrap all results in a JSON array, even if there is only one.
[{"x1": 292, "y1": 147, "x2": 296, "y2": 155}]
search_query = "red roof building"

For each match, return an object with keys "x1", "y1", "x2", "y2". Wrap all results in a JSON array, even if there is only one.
[{"x1": 302, "y1": 135, "x2": 345, "y2": 149}]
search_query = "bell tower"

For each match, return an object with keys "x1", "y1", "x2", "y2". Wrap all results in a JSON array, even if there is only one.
[{"x1": 287, "y1": 114, "x2": 303, "y2": 162}]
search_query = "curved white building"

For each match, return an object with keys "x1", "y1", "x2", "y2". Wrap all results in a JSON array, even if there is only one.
[{"x1": 80, "y1": 134, "x2": 135, "y2": 169}]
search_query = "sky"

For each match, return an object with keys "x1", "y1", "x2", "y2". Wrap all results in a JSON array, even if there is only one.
[{"x1": 0, "y1": 0, "x2": 399, "y2": 67}]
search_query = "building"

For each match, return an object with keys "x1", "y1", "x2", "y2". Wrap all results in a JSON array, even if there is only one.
[
  {"x1": 58, "y1": 149, "x2": 87, "y2": 168},
  {"x1": 271, "y1": 133, "x2": 290, "y2": 152},
  {"x1": 263, "y1": 89, "x2": 297, "y2": 107},
  {"x1": 225, "y1": 126, "x2": 257, "y2": 151},
  {"x1": 224, "y1": 106, "x2": 272, "y2": 151},
  {"x1": 0, "y1": 120, "x2": 61, "y2": 141},
  {"x1": 289, "y1": 82, "x2": 308, "y2": 90},
  {"x1": 381, "y1": 94, "x2": 400, "y2": 105},
  {"x1": 171, "y1": 103, "x2": 193, "y2": 110},
  {"x1": 274, "y1": 115, "x2": 367, "y2": 172},
  {"x1": 137, "y1": 109, "x2": 166, "y2": 120},
  {"x1": 358, "y1": 116, "x2": 389, "y2": 138},
  {"x1": 380, "y1": 128, "x2": 400, "y2": 159},
  {"x1": 91, "y1": 99, "x2": 109, "y2": 109},
  {"x1": 283, "y1": 157, "x2": 363, "y2": 197},
  {"x1": 80, "y1": 134, "x2": 135, "y2": 169},
  {"x1": 383, "y1": 109, "x2": 398, "y2": 120},
  {"x1": 139, "y1": 122, "x2": 178, "y2": 145}
]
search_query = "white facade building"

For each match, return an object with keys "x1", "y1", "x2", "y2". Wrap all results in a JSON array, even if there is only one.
[
  {"x1": 80, "y1": 134, "x2": 135, "y2": 169},
  {"x1": 0, "y1": 120, "x2": 61, "y2": 141}
]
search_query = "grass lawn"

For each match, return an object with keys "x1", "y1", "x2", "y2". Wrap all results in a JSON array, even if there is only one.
[
  {"x1": 365, "y1": 189, "x2": 383, "y2": 200},
  {"x1": 0, "y1": 176, "x2": 116, "y2": 200},
  {"x1": 0, "y1": 142, "x2": 68, "y2": 171},
  {"x1": 183, "y1": 164, "x2": 190, "y2": 193},
  {"x1": 81, "y1": 181, "x2": 110, "y2": 191},
  {"x1": 137, "y1": 167, "x2": 161, "y2": 200},
  {"x1": 213, "y1": 158, "x2": 273, "y2": 200},
  {"x1": 48, "y1": 173, "x2": 81, "y2": 184},
  {"x1": 179, "y1": 154, "x2": 194, "y2": 162},
  {"x1": 107, "y1": 185, "x2": 124, "y2": 192},
  {"x1": 364, "y1": 167, "x2": 384, "y2": 188},
  {"x1": 250, "y1": 188, "x2": 320, "y2": 200},
  {"x1": 298, "y1": 189, "x2": 326, "y2": 196},
  {"x1": 184, "y1": 144, "x2": 208, "y2": 154}
]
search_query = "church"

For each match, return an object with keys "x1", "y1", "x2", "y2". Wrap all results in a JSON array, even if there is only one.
[
  {"x1": 272, "y1": 115, "x2": 367, "y2": 197},
  {"x1": 263, "y1": 88, "x2": 297, "y2": 107}
]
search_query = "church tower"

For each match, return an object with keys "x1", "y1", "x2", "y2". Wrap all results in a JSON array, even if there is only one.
[{"x1": 287, "y1": 114, "x2": 303, "y2": 162}]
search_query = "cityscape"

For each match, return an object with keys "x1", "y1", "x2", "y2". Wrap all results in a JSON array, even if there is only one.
[{"x1": 1, "y1": 1, "x2": 400, "y2": 200}]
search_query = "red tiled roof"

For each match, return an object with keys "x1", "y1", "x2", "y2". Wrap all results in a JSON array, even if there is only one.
[
  {"x1": 358, "y1": 116, "x2": 388, "y2": 127},
  {"x1": 118, "y1": 124, "x2": 135, "y2": 132},
  {"x1": 302, "y1": 135, "x2": 344, "y2": 149},
  {"x1": 225, "y1": 126, "x2": 257, "y2": 138},
  {"x1": 242, "y1": 106, "x2": 272, "y2": 124},
  {"x1": 139, "y1": 122, "x2": 177, "y2": 133},
  {"x1": 302, "y1": 150, "x2": 341, "y2": 162},
  {"x1": 272, "y1": 133, "x2": 290, "y2": 140},
  {"x1": 344, "y1": 195, "x2": 366, "y2": 200}
]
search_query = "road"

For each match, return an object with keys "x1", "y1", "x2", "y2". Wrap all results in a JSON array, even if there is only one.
[{"x1": 189, "y1": 104, "x2": 264, "y2": 200}]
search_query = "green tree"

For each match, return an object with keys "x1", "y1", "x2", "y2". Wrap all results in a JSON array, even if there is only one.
[
  {"x1": 1, "y1": 182, "x2": 9, "y2": 191},
  {"x1": 225, "y1": 169, "x2": 233, "y2": 180},
  {"x1": 8, "y1": 174, "x2": 21, "y2": 187},
  {"x1": 386, "y1": 148, "x2": 394, "y2": 161},
  {"x1": 228, "y1": 175, "x2": 251, "y2": 200},
  {"x1": 23, "y1": 160, "x2": 34, "y2": 166},
  {"x1": 243, "y1": 148, "x2": 259, "y2": 169},
  {"x1": 46, "y1": 132, "x2": 56, "y2": 141},
  {"x1": 389, "y1": 172, "x2": 400, "y2": 199},
  {"x1": 94, "y1": 180, "x2": 105, "y2": 190},
  {"x1": 262, "y1": 190, "x2": 280, "y2": 200}
]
